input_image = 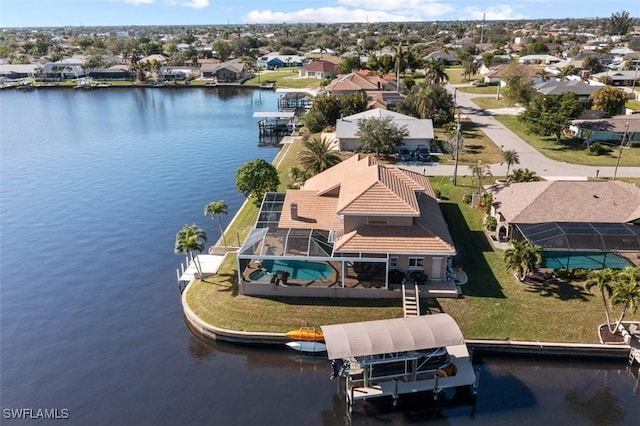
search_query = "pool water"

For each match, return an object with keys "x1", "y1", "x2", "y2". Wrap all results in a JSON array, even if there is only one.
[
  {"x1": 249, "y1": 260, "x2": 334, "y2": 282},
  {"x1": 542, "y1": 251, "x2": 633, "y2": 270}
]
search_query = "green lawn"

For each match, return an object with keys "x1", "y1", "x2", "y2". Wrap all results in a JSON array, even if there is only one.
[
  {"x1": 495, "y1": 115, "x2": 640, "y2": 167},
  {"x1": 456, "y1": 85, "x2": 500, "y2": 95},
  {"x1": 444, "y1": 67, "x2": 481, "y2": 85},
  {"x1": 627, "y1": 99, "x2": 640, "y2": 111},
  {"x1": 470, "y1": 97, "x2": 509, "y2": 110},
  {"x1": 434, "y1": 120, "x2": 503, "y2": 166},
  {"x1": 186, "y1": 137, "x2": 612, "y2": 343},
  {"x1": 244, "y1": 68, "x2": 322, "y2": 90}
]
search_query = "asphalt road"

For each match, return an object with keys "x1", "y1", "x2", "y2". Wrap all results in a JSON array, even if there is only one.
[{"x1": 400, "y1": 85, "x2": 639, "y2": 180}]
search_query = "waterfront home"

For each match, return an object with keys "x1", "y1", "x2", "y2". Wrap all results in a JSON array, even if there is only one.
[
  {"x1": 335, "y1": 108, "x2": 434, "y2": 152},
  {"x1": 257, "y1": 54, "x2": 304, "y2": 69},
  {"x1": 299, "y1": 60, "x2": 339, "y2": 80},
  {"x1": 237, "y1": 154, "x2": 459, "y2": 298},
  {"x1": 489, "y1": 181, "x2": 640, "y2": 268},
  {"x1": 201, "y1": 60, "x2": 247, "y2": 82}
]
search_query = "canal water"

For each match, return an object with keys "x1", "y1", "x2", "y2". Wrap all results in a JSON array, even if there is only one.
[{"x1": 1, "y1": 88, "x2": 638, "y2": 425}]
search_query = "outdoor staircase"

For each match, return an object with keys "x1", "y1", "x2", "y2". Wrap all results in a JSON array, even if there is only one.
[{"x1": 402, "y1": 284, "x2": 420, "y2": 317}]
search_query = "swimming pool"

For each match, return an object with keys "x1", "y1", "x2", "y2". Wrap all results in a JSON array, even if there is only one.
[
  {"x1": 542, "y1": 251, "x2": 633, "y2": 270},
  {"x1": 249, "y1": 259, "x2": 335, "y2": 282}
]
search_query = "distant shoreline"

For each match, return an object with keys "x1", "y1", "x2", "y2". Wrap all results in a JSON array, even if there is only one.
[{"x1": 0, "y1": 81, "x2": 277, "y2": 91}]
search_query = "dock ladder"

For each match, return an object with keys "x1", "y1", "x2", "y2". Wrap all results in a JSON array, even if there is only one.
[{"x1": 402, "y1": 283, "x2": 420, "y2": 317}]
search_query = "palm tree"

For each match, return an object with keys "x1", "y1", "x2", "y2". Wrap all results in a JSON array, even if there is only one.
[
  {"x1": 536, "y1": 69, "x2": 551, "y2": 82},
  {"x1": 500, "y1": 149, "x2": 520, "y2": 177},
  {"x1": 298, "y1": 136, "x2": 342, "y2": 175},
  {"x1": 204, "y1": 200, "x2": 228, "y2": 246},
  {"x1": 174, "y1": 224, "x2": 207, "y2": 279},
  {"x1": 610, "y1": 267, "x2": 640, "y2": 333},
  {"x1": 424, "y1": 59, "x2": 447, "y2": 85},
  {"x1": 504, "y1": 239, "x2": 542, "y2": 281},
  {"x1": 584, "y1": 269, "x2": 617, "y2": 333},
  {"x1": 288, "y1": 166, "x2": 309, "y2": 189},
  {"x1": 509, "y1": 168, "x2": 539, "y2": 183},
  {"x1": 469, "y1": 161, "x2": 492, "y2": 194}
]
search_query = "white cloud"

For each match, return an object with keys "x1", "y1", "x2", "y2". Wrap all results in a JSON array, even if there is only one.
[
  {"x1": 179, "y1": 0, "x2": 209, "y2": 9},
  {"x1": 112, "y1": 0, "x2": 155, "y2": 5},
  {"x1": 245, "y1": 2, "x2": 455, "y2": 24},
  {"x1": 463, "y1": 5, "x2": 527, "y2": 20}
]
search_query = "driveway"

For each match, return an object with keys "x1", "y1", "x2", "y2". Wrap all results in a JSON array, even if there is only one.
[{"x1": 401, "y1": 85, "x2": 639, "y2": 179}]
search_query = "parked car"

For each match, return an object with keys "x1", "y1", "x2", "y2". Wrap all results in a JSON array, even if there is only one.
[
  {"x1": 415, "y1": 144, "x2": 430, "y2": 162},
  {"x1": 398, "y1": 148, "x2": 413, "y2": 162}
]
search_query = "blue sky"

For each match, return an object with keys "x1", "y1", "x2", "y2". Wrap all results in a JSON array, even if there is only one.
[{"x1": 1, "y1": 0, "x2": 638, "y2": 28}]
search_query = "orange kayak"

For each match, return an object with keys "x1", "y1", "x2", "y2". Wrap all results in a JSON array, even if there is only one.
[{"x1": 286, "y1": 328, "x2": 324, "y2": 342}]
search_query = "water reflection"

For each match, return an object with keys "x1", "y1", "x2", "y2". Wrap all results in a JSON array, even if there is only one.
[{"x1": 566, "y1": 370, "x2": 625, "y2": 426}]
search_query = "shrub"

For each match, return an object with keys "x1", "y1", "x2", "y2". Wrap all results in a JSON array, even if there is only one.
[
  {"x1": 586, "y1": 142, "x2": 612, "y2": 156},
  {"x1": 485, "y1": 216, "x2": 497, "y2": 231},
  {"x1": 462, "y1": 193, "x2": 472, "y2": 204}
]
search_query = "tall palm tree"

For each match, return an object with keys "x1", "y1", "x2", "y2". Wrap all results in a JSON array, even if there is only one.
[
  {"x1": 504, "y1": 239, "x2": 542, "y2": 281},
  {"x1": 610, "y1": 267, "x2": 640, "y2": 333},
  {"x1": 469, "y1": 161, "x2": 492, "y2": 194},
  {"x1": 204, "y1": 200, "x2": 228, "y2": 246},
  {"x1": 174, "y1": 224, "x2": 207, "y2": 279},
  {"x1": 536, "y1": 69, "x2": 551, "y2": 82},
  {"x1": 584, "y1": 269, "x2": 617, "y2": 333},
  {"x1": 298, "y1": 136, "x2": 342, "y2": 175},
  {"x1": 500, "y1": 149, "x2": 520, "y2": 177},
  {"x1": 287, "y1": 166, "x2": 309, "y2": 189}
]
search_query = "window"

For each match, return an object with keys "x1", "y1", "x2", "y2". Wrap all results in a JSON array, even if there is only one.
[
  {"x1": 389, "y1": 257, "x2": 398, "y2": 269},
  {"x1": 408, "y1": 257, "x2": 424, "y2": 269}
]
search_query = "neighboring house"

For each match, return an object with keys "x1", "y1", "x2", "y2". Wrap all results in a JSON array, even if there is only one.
[
  {"x1": 424, "y1": 50, "x2": 460, "y2": 65},
  {"x1": 0, "y1": 64, "x2": 38, "y2": 79},
  {"x1": 481, "y1": 63, "x2": 539, "y2": 84},
  {"x1": 518, "y1": 54, "x2": 562, "y2": 65},
  {"x1": 591, "y1": 70, "x2": 639, "y2": 86},
  {"x1": 324, "y1": 71, "x2": 392, "y2": 95},
  {"x1": 87, "y1": 67, "x2": 131, "y2": 80},
  {"x1": 299, "y1": 60, "x2": 338, "y2": 79},
  {"x1": 138, "y1": 54, "x2": 167, "y2": 65},
  {"x1": 335, "y1": 108, "x2": 434, "y2": 152},
  {"x1": 41, "y1": 59, "x2": 86, "y2": 79},
  {"x1": 489, "y1": 181, "x2": 640, "y2": 255},
  {"x1": 257, "y1": 54, "x2": 304, "y2": 69},
  {"x1": 237, "y1": 154, "x2": 458, "y2": 298},
  {"x1": 570, "y1": 114, "x2": 640, "y2": 145},
  {"x1": 367, "y1": 91, "x2": 406, "y2": 110},
  {"x1": 200, "y1": 60, "x2": 247, "y2": 82},
  {"x1": 533, "y1": 80, "x2": 601, "y2": 101},
  {"x1": 160, "y1": 66, "x2": 199, "y2": 81}
]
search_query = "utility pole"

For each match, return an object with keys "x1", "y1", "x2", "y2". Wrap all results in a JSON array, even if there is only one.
[
  {"x1": 613, "y1": 122, "x2": 629, "y2": 181},
  {"x1": 453, "y1": 112, "x2": 461, "y2": 186}
]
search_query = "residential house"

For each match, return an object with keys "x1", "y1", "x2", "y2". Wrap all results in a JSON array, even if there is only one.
[
  {"x1": 481, "y1": 63, "x2": 539, "y2": 84},
  {"x1": 570, "y1": 114, "x2": 640, "y2": 144},
  {"x1": 424, "y1": 50, "x2": 460, "y2": 65},
  {"x1": 534, "y1": 80, "x2": 601, "y2": 101},
  {"x1": 591, "y1": 70, "x2": 639, "y2": 86},
  {"x1": 299, "y1": 60, "x2": 339, "y2": 80},
  {"x1": 257, "y1": 54, "x2": 304, "y2": 69},
  {"x1": 200, "y1": 60, "x2": 247, "y2": 82},
  {"x1": 237, "y1": 154, "x2": 459, "y2": 298},
  {"x1": 0, "y1": 64, "x2": 38, "y2": 80},
  {"x1": 335, "y1": 108, "x2": 434, "y2": 152},
  {"x1": 324, "y1": 71, "x2": 394, "y2": 95},
  {"x1": 518, "y1": 54, "x2": 563, "y2": 65},
  {"x1": 489, "y1": 181, "x2": 640, "y2": 258}
]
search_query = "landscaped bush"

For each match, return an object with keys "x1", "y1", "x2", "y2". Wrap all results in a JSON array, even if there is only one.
[
  {"x1": 485, "y1": 216, "x2": 497, "y2": 231},
  {"x1": 586, "y1": 142, "x2": 613, "y2": 156},
  {"x1": 462, "y1": 193, "x2": 472, "y2": 204},
  {"x1": 554, "y1": 268, "x2": 590, "y2": 280}
]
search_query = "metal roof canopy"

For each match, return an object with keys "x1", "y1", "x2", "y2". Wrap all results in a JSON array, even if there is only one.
[
  {"x1": 253, "y1": 111, "x2": 296, "y2": 118},
  {"x1": 321, "y1": 314, "x2": 465, "y2": 360}
]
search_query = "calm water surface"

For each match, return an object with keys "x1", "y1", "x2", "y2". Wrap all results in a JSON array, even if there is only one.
[{"x1": 1, "y1": 88, "x2": 638, "y2": 425}]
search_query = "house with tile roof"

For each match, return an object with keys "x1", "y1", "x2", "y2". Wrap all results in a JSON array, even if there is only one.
[
  {"x1": 335, "y1": 108, "x2": 434, "y2": 152},
  {"x1": 533, "y1": 80, "x2": 601, "y2": 101},
  {"x1": 570, "y1": 114, "x2": 640, "y2": 144},
  {"x1": 299, "y1": 60, "x2": 339, "y2": 80},
  {"x1": 201, "y1": 60, "x2": 247, "y2": 82},
  {"x1": 489, "y1": 181, "x2": 640, "y2": 259},
  {"x1": 237, "y1": 154, "x2": 459, "y2": 298}
]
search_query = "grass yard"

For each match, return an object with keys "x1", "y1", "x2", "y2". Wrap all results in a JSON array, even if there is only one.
[
  {"x1": 470, "y1": 97, "x2": 509, "y2": 110},
  {"x1": 244, "y1": 68, "x2": 322, "y2": 90},
  {"x1": 186, "y1": 137, "x2": 610, "y2": 343},
  {"x1": 495, "y1": 115, "x2": 640, "y2": 167},
  {"x1": 456, "y1": 85, "x2": 500, "y2": 95},
  {"x1": 445, "y1": 67, "x2": 480, "y2": 85},
  {"x1": 627, "y1": 99, "x2": 640, "y2": 111},
  {"x1": 434, "y1": 119, "x2": 503, "y2": 165}
]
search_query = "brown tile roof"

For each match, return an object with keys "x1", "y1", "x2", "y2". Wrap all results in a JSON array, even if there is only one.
[
  {"x1": 278, "y1": 190, "x2": 340, "y2": 231},
  {"x1": 302, "y1": 155, "x2": 433, "y2": 217},
  {"x1": 334, "y1": 194, "x2": 455, "y2": 254},
  {"x1": 302, "y1": 60, "x2": 338, "y2": 73},
  {"x1": 491, "y1": 181, "x2": 640, "y2": 223},
  {"x1": 324, "y1": 72, "x2": 386, "y2": 92}
]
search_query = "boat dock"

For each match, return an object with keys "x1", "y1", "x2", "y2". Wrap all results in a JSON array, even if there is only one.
[
  {"x1": 253, "y1": 111, "x2": 297, "y2": 137},
  {"x1": 321, "y1": 315, "x2": 478, "y2": 411}
]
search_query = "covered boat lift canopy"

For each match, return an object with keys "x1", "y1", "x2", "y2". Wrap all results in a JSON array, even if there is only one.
[{"x1": 321, "y1": 314, "x2": 464, "y2": 360}]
